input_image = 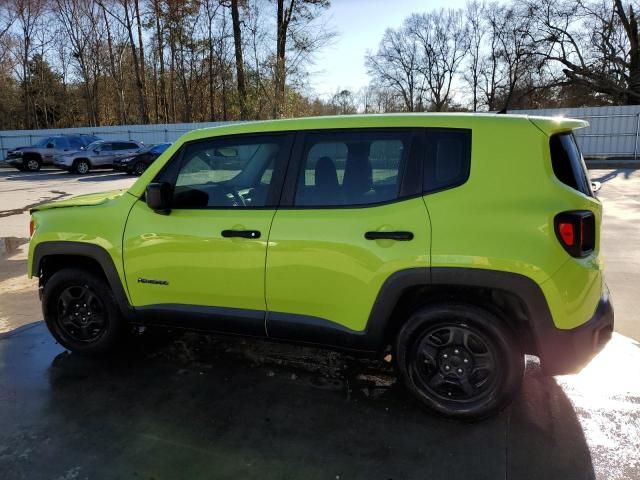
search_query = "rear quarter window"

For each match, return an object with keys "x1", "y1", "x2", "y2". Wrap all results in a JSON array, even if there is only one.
[
  {"x1": 550, "y1": 133, "x2": 593, "y2": 197},
  {"x1": 423, "y1": 129, "x2": 471, "y2": 193}
]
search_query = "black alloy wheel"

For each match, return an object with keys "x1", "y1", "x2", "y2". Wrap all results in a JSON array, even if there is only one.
[
  {"x1": 43, "y1": 268, "x2": 125, "y2": 354},
  {"x1": 396, "y1": 303, "x2": 523, "y2": 419},
  {"x1": 56, "y1": 284, "x2": 107, "y2": 343},
  {"x1": 133, "y1": 161, "x2": 147, "y2": 175}
]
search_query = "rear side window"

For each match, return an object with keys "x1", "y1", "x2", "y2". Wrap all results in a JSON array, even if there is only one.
[
  {"x1": 114, "y1": 142, "x2": 139, "y2": 150},
  {"x1": 423, "y1": 129, "x2": 471, "y2": 193},
  {"x1": 550, "y1": 133, "x2": 593, "y2": 196},
  {"x1": 294, "y1": 130, "x2": 412, "y2": 207}
]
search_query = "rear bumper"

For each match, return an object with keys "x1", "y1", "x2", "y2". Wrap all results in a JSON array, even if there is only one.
[{"x1": 537, "y1": 286, "x2": 614, "y2": 375}]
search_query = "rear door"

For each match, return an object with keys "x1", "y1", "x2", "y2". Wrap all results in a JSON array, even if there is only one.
[
  {"x1": 93, "y1": 142, "x2": 113, "y2": 166},
  {"x1": 265, "y1": 128, "x2": 431, "y2": 341}
]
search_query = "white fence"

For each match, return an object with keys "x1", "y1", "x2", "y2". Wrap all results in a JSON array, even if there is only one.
[{"x1": 1, "y1": 106, "x2": 640, "y2": 160}]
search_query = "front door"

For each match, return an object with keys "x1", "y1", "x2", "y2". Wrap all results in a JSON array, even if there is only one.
[
  {"x1": 123, "y1": 133, "x2": 293, "y2": 334},
  {"x1": 265, "y1": 128, "x2": 431, "y2": 341}
]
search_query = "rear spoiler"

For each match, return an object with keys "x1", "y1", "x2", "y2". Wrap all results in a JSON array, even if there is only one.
[{"x1": 527, "y1": 115, "x2": 589, "y2": 136}]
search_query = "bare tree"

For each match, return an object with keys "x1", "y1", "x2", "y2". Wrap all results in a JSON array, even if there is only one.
[
  {"x1": 9, "y1": 0, "x2": 48, "y2": 128},
  {"x1": 464, "y1": 1, "x2": 485, "y2": 111},
  {"x1": 365, "y1": 24, "x2": 423, "y2": 112},
  {"x1": 408, "y1": 9, "x2": 469, "y2": 111},
  {"x1": 273, "y1": 0, "x2": 330, "y2": 118},
  {"x1": 528, "y1": 0, "x2": 640, "y2": 104}
]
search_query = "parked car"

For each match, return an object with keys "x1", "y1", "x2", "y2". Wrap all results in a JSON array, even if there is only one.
[
  {"x1": 113, "y1": 142, "x2": 172, "y2": 175},
  {"x1": 28, "y1": 114, "x2": 613, "y2": 419},
  {"x1": 5, "y1": 134, "x2": 100, "y2": 172},
  {"x1": 53, "y1": 140, "x2": 143, "y2": 174}
]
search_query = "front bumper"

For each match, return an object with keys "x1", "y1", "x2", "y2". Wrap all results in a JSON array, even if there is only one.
[
  {"x1": 6, "y1": 157, "x2": 23, "y2": 166},
  {"x1": 538, "y1": 286, "x2": 614, "y2": 375}
]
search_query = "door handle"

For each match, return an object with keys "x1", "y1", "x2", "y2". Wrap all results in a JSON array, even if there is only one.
[
  {"x1": 221, "y1": 229, "x2": 261, "y2": 239},
  {"x1": 364, "y1": 231, "x2": 414, "y2": 241}
]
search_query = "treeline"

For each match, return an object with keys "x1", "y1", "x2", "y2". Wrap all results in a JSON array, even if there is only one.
[
  {"x1": 0, "y1": 0, "x2": 335, "y2": 130},
  {"x1": 362, "y1": 0, "x2": 640, "y2": 113},
  {"x1": 0, "y1": 0, "x2": 639, "y2": 131}
]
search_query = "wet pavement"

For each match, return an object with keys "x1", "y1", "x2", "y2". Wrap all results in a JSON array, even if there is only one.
[
  {"x1": 0, "y1": 168, "x2": 639, "y2": 479},
  {"x1": 1, "y1": 322, "x2": 638, "y2": 480}
]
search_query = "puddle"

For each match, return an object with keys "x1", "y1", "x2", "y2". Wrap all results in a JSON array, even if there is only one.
[{"x1": 0, "y1": 237, "x2": 28, "y2": 256}]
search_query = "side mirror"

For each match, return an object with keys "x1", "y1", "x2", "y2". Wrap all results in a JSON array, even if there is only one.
[
  {"x1": 46, "y1": 143, "x2": 54, "y2": 149},
  {"x1": 591, "y1": 181, "x2": 601, "y2": 193},
  {"x1": 146, "y1": 182, "x2": 172, "y2": 213}
]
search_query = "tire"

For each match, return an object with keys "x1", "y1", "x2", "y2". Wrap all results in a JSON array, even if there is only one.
[
  {"x1": 42, "y1": 268, "x2": 126, "y2": 355},
  {"x1": 74, "y1": 159, "x2": 90, "y2": 174},
  {"x1": 24, "y1": 157, "x2": 41, "y2": 172},
  {"x1": 395, "y1": 303, "x2": 524, "y2": 420},
  {"x1": 132, "y1": 161, "x2": 147, "y2": 176}
]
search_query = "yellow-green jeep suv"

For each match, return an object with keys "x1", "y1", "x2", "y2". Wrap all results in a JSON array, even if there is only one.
[{"x1": 28, "y1": 114, "x2": 614, "y2": 419}]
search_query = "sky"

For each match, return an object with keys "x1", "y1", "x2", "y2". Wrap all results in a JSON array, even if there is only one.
[{"x1": 308, "y1": 0, "x2": 469, "y2": 100}]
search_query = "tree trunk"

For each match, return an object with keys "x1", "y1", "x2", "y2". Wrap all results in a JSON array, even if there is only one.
[
  {"x1": 123, "y1": 0, "x2": 148, "y2": 123},
  {"x1": 152, "y1": 0, "x2": 168, "y2": 122},
  {"x1": 231, "y1": 0, "x2": 248, "y2": 119}
]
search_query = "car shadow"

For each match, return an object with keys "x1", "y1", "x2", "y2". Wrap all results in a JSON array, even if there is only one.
[
  {"x1": 591, "y1": 168, "x2": 634, "y2": 184},
  {"x1": 0, "y1": 324, "x2": 595, "y2": 479}
]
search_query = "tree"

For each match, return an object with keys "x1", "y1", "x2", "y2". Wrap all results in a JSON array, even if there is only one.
[
  {"x1": 331, "y1": 89, "x2": 356, "y2": 114},
  {"x1": 528, "y1": 0, "x2": 640, "y2": 105},
  {"x1": 273, "y1": 0, "x2": 331, "y2": 118},
  {"x1": 464, "y1": 1, "x2": 485, "y2": 111},
  {"x1": 408, "y1": 10, "x2": 469, "y2": 111},
  {"x1": 365, "y1": 23, "x2": 423, "y2": 112}
]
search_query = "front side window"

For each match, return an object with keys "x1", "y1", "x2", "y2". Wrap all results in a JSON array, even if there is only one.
[
  {"x1": 294, "y1": 131, "x2": 411, "y2": 207},
  {"x1": 171, "y1": 136, "x2": 289, "y2": 208}
]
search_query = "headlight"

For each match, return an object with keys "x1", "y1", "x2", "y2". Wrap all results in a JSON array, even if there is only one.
[
  {"x1": 13, "y1": 151, "x2": 23, "y2": 156},
  {"x1": 120, "y1": 156, "x2": 135, "y2": 163}
]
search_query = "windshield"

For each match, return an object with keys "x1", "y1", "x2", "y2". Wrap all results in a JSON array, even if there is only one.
[{"x1": 33, "y1": 138, "x2": 50, "y2": 147}]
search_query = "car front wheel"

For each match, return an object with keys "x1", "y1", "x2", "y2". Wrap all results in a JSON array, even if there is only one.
[
  {"x1": 24, "y1": 157, "x2": 41, "y2": 172},
  {"x1": 42, "y1": 268, "x2": 126, "y2": 355},
  {"x1": 395, "y1": 303, "x2": 524, "y2": 420},
  {"x1": 132, "y1": 161, "x2": 147, "y2": 175}
]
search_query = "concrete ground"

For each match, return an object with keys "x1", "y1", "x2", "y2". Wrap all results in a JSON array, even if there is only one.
[{"x1": 0, "y1": 167, "x2": 639, "y2": 479}]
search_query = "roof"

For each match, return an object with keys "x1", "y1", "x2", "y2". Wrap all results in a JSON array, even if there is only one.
[{"x1": 180, "y1": 113, "x2": 588, "y2": 143}]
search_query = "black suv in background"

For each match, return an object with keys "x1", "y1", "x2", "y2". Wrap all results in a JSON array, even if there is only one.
[
  {"x1": 113, "y1": 142, "x2": 172, "y2": 175},
  {"x1": 5, "y1": 134, "x2": 100, "y2": 171}
]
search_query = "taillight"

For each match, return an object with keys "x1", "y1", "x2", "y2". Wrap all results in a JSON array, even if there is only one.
[{"x1": 554, "y1": 211, "x2": 595, "y2": 257}]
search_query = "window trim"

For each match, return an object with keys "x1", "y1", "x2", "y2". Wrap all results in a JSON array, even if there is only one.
[
  {"x1": 150, "y1": 132, "x2": 295, "y2": 210},
  {"x1": 279, "y1": 128, "x2": 424, "y2": 210}
]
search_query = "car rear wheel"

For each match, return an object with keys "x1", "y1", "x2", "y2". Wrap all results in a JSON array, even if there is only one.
[
  {"x1": 395, "y1": 303, "x2": 524, "y2": 420},
  {"x1": 132, "y1": 161, "x2": 147, "y2": 175},
  {"x1": 74, "y1": 159, "x2": 90, "y2": 174},
  {"x1": 43, "y1": 268, "x2": 126, "y2": 355},
  {"x1": 25, "y1": 157, "x2": 41, "y2": 172}
]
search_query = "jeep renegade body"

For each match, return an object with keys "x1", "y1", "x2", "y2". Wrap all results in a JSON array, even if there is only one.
[{"x1": 27, "y1": 114, "x2": 614, "y2": 419}]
